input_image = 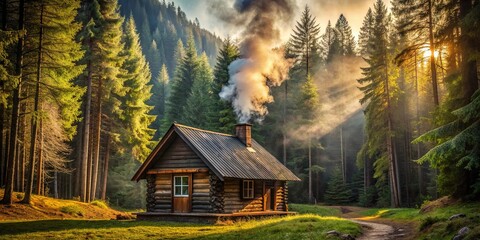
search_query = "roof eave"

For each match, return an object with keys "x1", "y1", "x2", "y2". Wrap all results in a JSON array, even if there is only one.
[{"x1": 131, "y1": 124, "x2": 176, "y2": 182}]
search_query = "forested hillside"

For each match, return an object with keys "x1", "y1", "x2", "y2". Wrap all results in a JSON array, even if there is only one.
[
  {"x1": 118, "y1": 0, "x2": 222, "y2": 139},
  {"x1": 0, "y1": 0, "x2": 478, "y2": 210}
]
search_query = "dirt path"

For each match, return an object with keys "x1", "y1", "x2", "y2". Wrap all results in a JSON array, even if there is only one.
[{"x1": 333, "y1": 206, "x2": 415, "y2": 240}]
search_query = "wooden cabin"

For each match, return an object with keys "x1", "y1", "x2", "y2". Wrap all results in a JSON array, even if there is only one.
[{"x1": 132, "y1": 123, "x2": 300, "y2": 220}]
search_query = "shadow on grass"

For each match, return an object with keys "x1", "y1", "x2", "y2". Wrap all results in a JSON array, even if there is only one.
[
  {"x1": 0, "y1": 219, "x2": 207, "y2": 236},
  {"x1": 0, "y1": 215, "x2": 361, "y2": 239}
]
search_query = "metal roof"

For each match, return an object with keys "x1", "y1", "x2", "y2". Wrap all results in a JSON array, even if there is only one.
[{"x1": 132, "y1": 123, "x2": 300, "y2": 182}]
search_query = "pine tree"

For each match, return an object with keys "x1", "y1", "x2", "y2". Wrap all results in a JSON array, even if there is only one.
[
  {"x1": 334, "y1": 14, "x2": 356, "y2": 56},
  {"x1": 0, "y1": 31, "x2": 21, "y2": 106},
  {"x1": 288, "y1": 6, "x2": 322, "y2": 77},
  {"x1": 415, "y1": 0, "x2": 480, "y2": 198},
  {"x1": 396, "y1": 0, "x2": 440, "y2": 106},
  {"x1": 324, "y1": 168, "x2": 353, "y2": 205},
  {"x1": 320, "y1": 20, "x2": 335, "y2": 62},
  {"x1": 357, "y1": 0, "x2": 402, "y2": 207},
  {"x1": 119, "y1": 16, "x2": 155, "y2": 161},
  {"x1": 1, "y1": 0, "x2": 25, "y2": 205},
  {"x1": 164, "y1": 35, "x2": 198, "y2": 126},
  {"x1": 22, "y1": 0, "x2": 84, "y2": 204},
  {"x1": 151, "y1": 64, "x2": 169, "y2": 140},
  {"x1": 210, "y1": 38, "x2": 239, "y2": 134},
  {"x1": 76, "y1": 0, "x2": 125, "y2": 202},
  {"x1": 183, "y1": 53, "x2": 214, "y2": 129},
  {"x1": 358, "y1": 8, "x2": 374, "y2": 57},
  {"x1": 296, "y1": 74, "x2": 320, "y2": 203}
]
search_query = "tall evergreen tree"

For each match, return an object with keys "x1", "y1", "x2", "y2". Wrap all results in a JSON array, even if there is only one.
[
  {"x1": 210, "y1": 38, "x2": 239, "y2": 134},
  {"x1": 164, "y1": 35, "x2": 198, "y2": 126},
  {"x1": 295, "y1": 74, "x2": 320, "y2": 203},
  {"x1": 22, "y1": 0, "x2": 84, "y2": 204},
  {"x1": 334, "y1": 14, "x2": 356, "y2": 56},
  {"x1": 358, "y1": 8, "x2": 374, "y2": 57},
  {"x1": 119, "y1": 16, "x2": 155, "y2": 161},
  {"x1": 320, "y1": 20, "x2": 335, "y2": 62},
  {"x1": 357, "y1": 0, "x2": 402, "y2": 207},
  {"x1": 415, "y1": 0, "x2": 480, "y2": 199},
  {"x1": 151, "y1": 64, "x2": 169, "y2": 140},
  {"x1": 183, "y1": 53, "x2": 214, "y2": 129},
  {"x1": 289, "y1": 5, "x2": 322, "y2": 77}
]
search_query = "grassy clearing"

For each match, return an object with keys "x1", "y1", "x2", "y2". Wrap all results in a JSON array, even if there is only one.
[
  {"x1": 0, "y1": 214, "x2": 361, "y2": 240},
  {"x1": 289, "y1": 204, "x2": 340, "y2": 216}
]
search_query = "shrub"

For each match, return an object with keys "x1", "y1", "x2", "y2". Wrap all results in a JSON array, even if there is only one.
[
  {"x1": 90, "y1": 200, "x2": 109, "y2": 209},
  {"x1": 420, "y1": 216, "x2": 442, "y2": 231},
  {"x1": 60, "y1": 205, "x2": 84, "y2": 216}
]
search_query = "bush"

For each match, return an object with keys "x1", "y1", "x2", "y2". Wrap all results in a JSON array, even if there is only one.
[
  {"x1": 419, "y1": 216, "x2": 442, "y2": 231},
  {"x1": 60, "y1": 205, "x2": 84, "y2": 216},
  {"x1": 90, "y1": 200, "x2": 109, "y2": 209}
]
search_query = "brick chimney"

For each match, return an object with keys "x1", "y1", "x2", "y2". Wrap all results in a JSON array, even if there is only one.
[{"x1": 235, "y1": 123, "x2": 252, "y2": 147}]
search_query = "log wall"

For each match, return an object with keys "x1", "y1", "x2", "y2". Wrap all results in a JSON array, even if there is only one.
[
  {"x1": 192, "y1": 172, "x2": 211, "y2": 212},
  {"x1": 152, "y1": 173, "x2": 172, "y2": 212},
  {"x1": 153, "y1": 136, "x2": 207, "y2": 170},
  {"x1": 223, "y1": 178, "x2": 264, "y2": 213},
  {"x1": 274, "y1": 181, "x2": 287, "y2": 211},
  {"x1": 149, "y1": 172, "x2": 214, "y2": 213}
]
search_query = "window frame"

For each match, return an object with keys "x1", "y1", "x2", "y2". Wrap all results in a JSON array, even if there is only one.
[
  {"x1": 173, "y1": 176, "x2": 189, "y2": 197},
  {"x1": 242, "y1": 180, "x2": 254, "y2": 199}
]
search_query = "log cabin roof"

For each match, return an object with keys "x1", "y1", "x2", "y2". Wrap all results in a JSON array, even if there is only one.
[{"x1": 132, "y1": 123, "x2": 300, "y2": 182}]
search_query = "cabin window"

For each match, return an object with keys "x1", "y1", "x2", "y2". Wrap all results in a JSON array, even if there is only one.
[
  {"x1": 242, "y1": 180, "x2": 254, "y2": 199},
  {"x1": 174, "y1": 176, "x2": 189, "y2": 197}
]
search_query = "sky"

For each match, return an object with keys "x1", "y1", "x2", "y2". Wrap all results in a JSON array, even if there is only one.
[{"x1": 172, "y1": 0, "x2": 391, "y2": 42}]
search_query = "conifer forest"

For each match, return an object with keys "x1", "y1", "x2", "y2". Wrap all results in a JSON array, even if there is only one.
[{"x1": 0, "y1": 0, "x2": 479, "y2": 211}]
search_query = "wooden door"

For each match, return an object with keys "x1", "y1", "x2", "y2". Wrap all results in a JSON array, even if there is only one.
[
  {"x1": 172, "y1": 175, "x2": 192, "y2": 213},
  {"x1": 263, "y1": 181, "x2": 275, "y2": 211}
]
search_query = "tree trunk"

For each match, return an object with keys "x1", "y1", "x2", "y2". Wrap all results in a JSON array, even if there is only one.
[
  {"x1": 17, "y1": 112, "x2": 25, "y2": 192},
  {"x1": 427, "y1": 0, "x2": 439, "y2": 106},
  {"x1": 74, "y1": 121, "x2": 83, "y2": 197},
  {"x1": 340, "y1": 127, "x2": 345, "y2": 183},
  {"x1": 1, "y1": 0, "x2": 25, "y2": 205},
  {"x1": 22, "y1": 1, "x2": 44, "y2": 204},
  {"x1": 35, "y1": 117, "x2": 43, "y2": 195},
  {"x1": 54, "y1": 171, "x2": 58, "y2": 198},
  {"x1": 283, "y1": 80, "x2": 287, "y2": 166},
  {"x1": 0, "y1": 105, "x2": 4, "y2": 187},
  {"x1": 385, "y1": 45, "x2": 401, "y2": 208},
  {"x1": 101, "y1": 132, "x2": 110, "y2": 200},
  {"x1": 308, "y1": 137, "x2": 312, "y2": 203},
  {"x1": 0, "y1": 0, "x2": 6, "y2": 187},
  {"x1": 80, "y1": 41, "x2": 93, "y2": 202},
  {"x1": 91, "y1": 79, "x2": 102, "y2": 201}
]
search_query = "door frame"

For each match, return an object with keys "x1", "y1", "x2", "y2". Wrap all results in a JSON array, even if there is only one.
[{"x1": 171, "y1": 173, "x2": 193, "y2": 213}]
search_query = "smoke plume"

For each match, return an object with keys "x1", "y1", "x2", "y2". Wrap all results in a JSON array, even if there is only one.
[{"x1": 216, "y1": 0, "x2": 296, "y2": 123}]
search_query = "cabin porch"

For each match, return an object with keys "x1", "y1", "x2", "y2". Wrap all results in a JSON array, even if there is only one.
[{"x1": 134, "y1": 211, "x2": 296, "y2": 223}]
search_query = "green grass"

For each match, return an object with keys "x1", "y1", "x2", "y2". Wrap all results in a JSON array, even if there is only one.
[
  {"x1": 359, "y1": 202, "x2": 480, "y2": 240},
  {"x1": 0, "y1": 215, "x2": 360, "y2": 240},
  {"x1": 289, "y1": 204, "x2": 341, "y2": 216},
  {"x1": 59, "y1": 205, "x2": 85, "y2": 217}
]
